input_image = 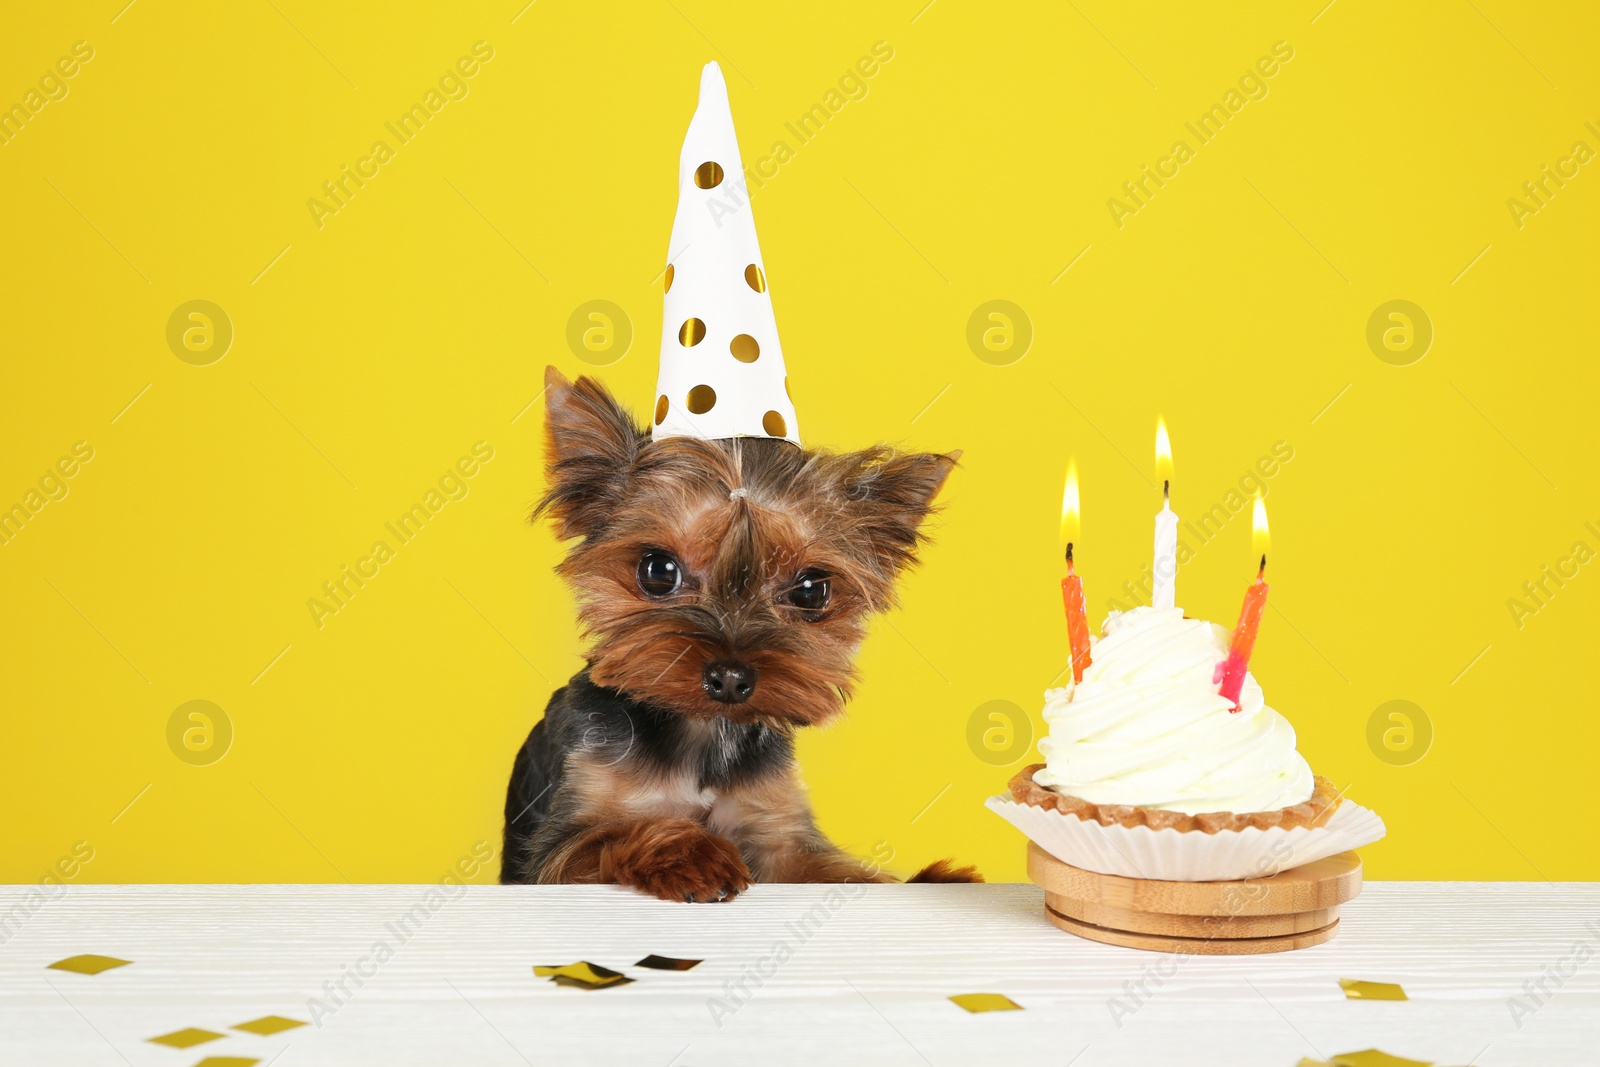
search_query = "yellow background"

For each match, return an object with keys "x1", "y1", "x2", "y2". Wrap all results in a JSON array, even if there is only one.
[{"x1": 3, "y1": 0, "x2": 1595, "y2": 885}]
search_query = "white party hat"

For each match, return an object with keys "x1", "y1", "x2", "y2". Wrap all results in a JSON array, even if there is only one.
[{"x1": 652, "y1": 62, "x2": 800, "y2": 446}]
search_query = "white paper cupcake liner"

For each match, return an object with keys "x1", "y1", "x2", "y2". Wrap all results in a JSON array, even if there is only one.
[{"x1": 986, "y1": 793, "x2": 1386, "y2": 882}]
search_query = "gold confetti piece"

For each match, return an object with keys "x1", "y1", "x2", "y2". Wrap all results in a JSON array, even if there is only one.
[
  {"x1": 551, "y1": 973, "x2": 635, "y2": 990},
  {"x1": 948, "y1": 993, "x2": 1023, "y2": 1013},
  {"x1": 194, "y1": 1059, "x2": 261, "y2": 1067},
  {"x1": 634, "y1": 954, "x2": 702, "y2": 971},
  {"x1": 1332, "y1": 1051, "x2": 1434, "y2": 1067},
  {"x1": 534, "y1": 962, "x2": 631, "y2": 988},
  {"x1": 1295, "y1": 1060, "x2": 1335, "y2": 1067},
  {"x1": 46, "y1": 954, "x2": 131, "y2": 975},
  {"x1": 231, "y1": 1015, "x2": 308, "y2": 1036},
  {"x1": 535, "y1": 961, "x2": 623, "y2": 983},
  {"x1": 147, "y1": 1027, "x2": 225, "y2": 1049},
  {"x1": 1339, "y1": 978, "x2": 1409, "y2": 1001}
]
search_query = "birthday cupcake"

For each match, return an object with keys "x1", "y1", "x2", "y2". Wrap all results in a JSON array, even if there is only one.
[{"x1": 988, "y1": 604, "x2": 1382, "y2": 882}]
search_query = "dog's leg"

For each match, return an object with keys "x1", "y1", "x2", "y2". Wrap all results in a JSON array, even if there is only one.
[
  {"x1": 525, "y1": 756, "x2": 752, "y2": 902},
  {"x1": 905, "y1": 859, "x2": 984, "y2": 883},
  {"x1": 536, "y1": 816, "x2": 751, "y2": 902}
]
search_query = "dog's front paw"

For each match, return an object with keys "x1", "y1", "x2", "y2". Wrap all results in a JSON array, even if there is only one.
[{"x1": 609, "y1": 819, "x2": 752, "y2": 903}]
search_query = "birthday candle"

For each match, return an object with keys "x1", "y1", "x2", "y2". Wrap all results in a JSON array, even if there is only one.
[
  {"x1": 1151, "y1": 418, "x2": 1179, "y2": 610},
  {"x1": 1060, "y1": 460, "x2": 1091, "y2": 683},
  {"x1": 1216, "y1": 496, "x2": 1271, "y2": 710}
]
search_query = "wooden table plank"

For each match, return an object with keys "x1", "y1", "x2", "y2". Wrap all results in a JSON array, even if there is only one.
[{"x1": 1, "y1": 882, "x2": 1595, "y2": 1066}]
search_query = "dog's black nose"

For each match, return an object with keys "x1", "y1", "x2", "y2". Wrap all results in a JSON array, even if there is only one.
[{"x1": 702, "y1": 660, "x2": 757, "y2": 704}]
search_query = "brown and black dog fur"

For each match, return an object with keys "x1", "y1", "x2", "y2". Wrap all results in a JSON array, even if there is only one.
[{"x1": 501, "y1": 367, "x2": 980, "y2": 899}]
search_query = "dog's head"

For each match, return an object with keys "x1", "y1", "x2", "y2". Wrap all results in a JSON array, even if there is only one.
[{"x1": 535, "y1": 367, "x2": 957, "y2": 729}]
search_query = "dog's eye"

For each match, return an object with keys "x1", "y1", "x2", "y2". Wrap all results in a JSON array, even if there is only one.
[
  {"x1": 636, "y1": 551, "x2": 682, "y2": 597},
  {"x1": 787, "y1": 570, "x2": 830, "y2": 612}
]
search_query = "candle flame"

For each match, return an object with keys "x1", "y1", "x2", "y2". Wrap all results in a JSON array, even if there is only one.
[
  {"x1": 1060, "y1": 458, "x2": 1080, "y2": 551},
  {"x1": 1252, "y1": 494, "x2": 1270, "y2": 560},
  {"x1": 1155, "y1": 417, "x2": 1173, "y2": 489}
]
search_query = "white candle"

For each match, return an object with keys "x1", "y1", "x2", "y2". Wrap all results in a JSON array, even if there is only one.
[
  {"x1": 1151, "y1": 418, "x2": 1177, "y2": 609},
  {"x1": 1152, "y1": 489, "x2": 1179, "y2": 609}
]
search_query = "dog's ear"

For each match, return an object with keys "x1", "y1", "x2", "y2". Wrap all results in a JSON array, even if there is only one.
[
  {"x1": 842, "y1": 447, "x2": 960, "y2": 579},
  {"x1": 536, "y1": 366, "x2": 647, "y2": 539}
]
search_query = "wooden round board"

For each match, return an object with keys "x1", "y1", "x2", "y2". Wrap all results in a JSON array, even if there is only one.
[
  {"x1": 1027, "y1": 843, "x2": 1363, "y2": 955},
  {"x1": 1028, "y1": 843, "x2": 1362, "y2": 915},
  {"x1": 1044, "y1": 893, "x2": 1339, "y2": 939},
  {"x1": 1045, "y1": 906, "x2": 1341, "y2": 954}
]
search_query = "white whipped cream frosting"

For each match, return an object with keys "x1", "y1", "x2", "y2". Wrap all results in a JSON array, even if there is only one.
[{"x1": 1034, "y1": 605, "x2": 1314, "y2": 816}]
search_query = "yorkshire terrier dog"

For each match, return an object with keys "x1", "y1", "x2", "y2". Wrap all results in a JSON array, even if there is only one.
[{"x1": 501, "y1": 367, "x2": 980, "y2": 899}]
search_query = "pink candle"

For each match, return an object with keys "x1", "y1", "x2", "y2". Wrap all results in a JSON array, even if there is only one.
[
  {"x1": 1217, "y1": 495, "x2": 1270, "y2": 711},
  {"x1": 1216, "y1": 559, "x2": 1268, "y2": 710}
]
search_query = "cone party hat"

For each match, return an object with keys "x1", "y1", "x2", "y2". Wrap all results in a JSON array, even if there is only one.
[{"x1": 652, "y1": 62, "x2": 800, "y2": 446}]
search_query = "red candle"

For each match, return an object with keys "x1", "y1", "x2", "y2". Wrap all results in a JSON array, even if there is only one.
[
  {"x1": 1216, "y1": 496, "x2": 1270, "y2": 711},
  {"x1": 1062, "y1": 546, "x2": 1092, "y2": 683},
  {"x1": 1060, "y1": 460, "x2": 1092, "y2": 683}
]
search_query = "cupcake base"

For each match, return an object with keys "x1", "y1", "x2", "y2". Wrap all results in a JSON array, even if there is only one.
[{"x1": 1027, "y1": 842, "x2": 1362, "y2": 954}]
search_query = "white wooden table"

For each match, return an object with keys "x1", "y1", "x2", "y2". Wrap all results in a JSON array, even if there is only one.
[{"x1": 1, "y1": 882, "x2": 1595, "y2": 1066}]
